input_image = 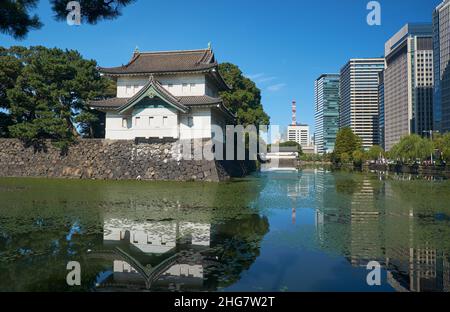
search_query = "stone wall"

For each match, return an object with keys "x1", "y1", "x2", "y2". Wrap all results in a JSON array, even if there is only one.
[
  {"x1": 368, "y1": 163, "x2": 450, "y2": 178},
  {"x1": 0, "y1": 139, "x2": 255, "y2": 182}
]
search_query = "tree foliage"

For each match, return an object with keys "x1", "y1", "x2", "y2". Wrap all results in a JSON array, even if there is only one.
[
  {"x1": 367, "y1": 145, "x2": 384, "y2": 161},
  {"x1": 0, "y1": 0, "x2": 42, "y2": 39},
  {"x1": 0, "y1": 46, "x2": 115, "y2": 148},
  {"x1": 0, "y1": 0, "x2": 135, "y2": 39},
  {"x1": 389, "y1": 134, "x2": 433, "y2": 164},
  {"x1": 50, "y1": 0, "x2": 135, "y2": 24},
  {"x1": 433, "y1": 132, "x2": 450, "y2": 162},
  {"x1": 332, "y1": 127, "x2": 362, "y2": 164},
  {"x1": 218, "y1": 63, "x2": 270, "y2": 126}
]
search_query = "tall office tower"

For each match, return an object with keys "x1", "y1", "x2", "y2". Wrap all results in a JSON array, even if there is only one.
[
  {"x1": 339, "y1": 58, "x2": 385, "y2": 149},
  {"x1": 384, "y1": 23, "x2": 434, "y2": 151},
  {"x1": 433, "y1": 0, "x2": 450, "y2": 133},
  {"x1": 378, "y1": 71, "x2": 385, "y2": 150},
  {"x1": 314, "y1": 74, "x2": 340, "y2": 154}
]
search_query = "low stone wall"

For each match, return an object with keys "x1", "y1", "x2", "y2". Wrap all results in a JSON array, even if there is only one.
[
  {"x1": 368, "y1": 163, "x2": 450, "y2": 178},
  {"x1": 0, "y1": 139, "x2": 255, "y2": 182}
]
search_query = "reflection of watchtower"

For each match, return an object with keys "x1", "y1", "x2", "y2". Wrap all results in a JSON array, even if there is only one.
[{"x1": 96, "y1": 219, "x2": 211, "y2": 290}]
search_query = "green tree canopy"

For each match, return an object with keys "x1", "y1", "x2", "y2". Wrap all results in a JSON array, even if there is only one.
[
  {"x1": 389, "y1": 134, "x2": 433, "y2": 163},
  {"x1": 352, "y1": 150, "x2": 366, "y2": 167},
  {"x1": 367, "y1": 145, "x2": 384, "y2": 161},
  {"x1": 1, "y1": 46, "x2": 115, "y2": 148},
  {"x1": 433, "y1": 132, "x2": 450, "y2": 162},
  {"x1": 0, "y1": 0, "x2": 136, "y2": 39},
  {"x1": 332, "y1": 127, "x2": 362, "y2": 164},
  {"x1": 218, "y1": 63, "x2": 270, "y2": 126}
]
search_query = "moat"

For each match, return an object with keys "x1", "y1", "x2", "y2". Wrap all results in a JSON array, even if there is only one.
[{"x1": 0, "y1": 170, "x2": 449, "y2": 292}]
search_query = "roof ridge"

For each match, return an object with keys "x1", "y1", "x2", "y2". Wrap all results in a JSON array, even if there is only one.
[
  {"x1": 125, "y1": 53, "x2": 141, "y2": 68},
  {"x1": 197, "y1": 50, "x2": 215, "y2": 65},
  {"x1": 138, "y1": 49, "x2": 209, "y2": 55}
]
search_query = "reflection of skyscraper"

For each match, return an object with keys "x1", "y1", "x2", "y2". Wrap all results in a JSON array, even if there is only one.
[
  {"x1": 387, "y1": 246, "x2": 448, "y2": 292},
  {"x1": 384, "y1": 181, "x2": 450, "y2": 292},
  {"x1": 314, "y1": 170, "x2": 351, "y2": 256},
  {"x1": 444, "y1": 255, "x2": 450, "y2": 292},
  {"x1": 350, "y1": 178, "x2": 383, "y2": 267}
]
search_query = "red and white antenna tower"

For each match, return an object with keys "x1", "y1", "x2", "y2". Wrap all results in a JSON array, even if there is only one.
[{"x1": 292, "y1": 100, "x2": 297, "y2": 126}]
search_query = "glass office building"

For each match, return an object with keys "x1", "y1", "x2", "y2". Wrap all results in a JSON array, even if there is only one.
[
  {"x1": 434, "y1": 0, "x2": 450, "y2": 133},
  {"x1": 339, "y1": 59, "x2": 385, "y2": 149},
  {"x1": 378, "y1": 71, "x2": 385, "y2": 150},
  {"x1": 384, "y1": 23, "x2": 434, "y2": 151},
  {"x1": 314, "y1": 74, "x2": 340, "y2": 154}
]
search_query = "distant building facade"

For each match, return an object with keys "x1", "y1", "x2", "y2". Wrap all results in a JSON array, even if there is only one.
[
  {"x1": 384, "y1": 23, "x2": 434, "y2": 151},
  {"x1": 339, "y1": 58, "x2": 385, "y2": 149},
  {"x1": 314, "y1": 74, "x2": 340, "y2": 154},
  {"x1": 378, "y1": 71, "x2": 385, "y2": 150},
  {"x1": 288, "y1": 124, "x2": 311, "y2": 147},
  {"x1": 433, "y1": 0, "x2": 450, "y2": 133}
]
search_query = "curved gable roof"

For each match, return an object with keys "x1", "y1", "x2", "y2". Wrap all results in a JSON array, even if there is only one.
[
  {"x1": 99, "y1": 49, "x2": 217, "y2": 75},
  {"x1": 118, "y1": 76, "x2": 189, "y2": 113}
]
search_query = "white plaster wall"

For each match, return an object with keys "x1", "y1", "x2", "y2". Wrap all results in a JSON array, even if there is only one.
[
  {"x1": 179, "y1": 108, "x2": 212, "y2": 140},
  {"x1": 106, "y1": 107, "x2": 179, "y2": 140},
  {"x1": 105, "y1": 112, "x2": 133, "y2": 140},
  {"x1": 106, "y1": 107, "x2": 217, "y2": 140},
  {"x1": 157, "y1": 74, "x2": 205, "y2": 97},
  {"x1": 117, "y1": 77, "x2": 148, "y2": 98},
  {"x1": 132, "y1": 106, "x2": 179, "y2": 139},
  {"x1": 116, "y1": 74, "x2": 207, "y2": 98}
]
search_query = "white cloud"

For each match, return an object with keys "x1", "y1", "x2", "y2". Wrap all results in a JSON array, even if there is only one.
[
  {"x1": 246, "y1": 73, "x2": 278, "y2": 84},
  {"x1": 267, "y1": 83, "x2": 286, "y2": 92},
  {"x1": 246, "y1": 73, "x2": 265, "y2": 80},
  {"x1": 258, "y1": 76, "x2": 277, "y2": 83}
]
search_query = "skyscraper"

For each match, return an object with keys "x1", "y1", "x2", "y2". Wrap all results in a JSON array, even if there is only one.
[
  {"x1": 384, "y1": 23, "x2": 434, "y2": 151},
  {"x1": 378, "y1": 71, "x2": 385, "y2": 150},
  {"x1": 433, "y1": 0, "x2": 450, "y2": 133},
  {"x1": 314, "y1": 74, "x2": 340, "y2": 154},
  {"x1": 339, "y1": 59, "x2": 385, "y2": 149}
]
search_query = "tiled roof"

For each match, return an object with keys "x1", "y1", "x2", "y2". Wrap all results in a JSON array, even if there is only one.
[
  {"x1": 89, "y1": 97, "x2": 128, "y2": 108},
  {"x1": 99, "y1": 49, "x2": 217, "y2": 75},
  {"x1": 178, "y1": 96, "x2": 222, "y2": 106},
  {"x1": 89, "y1": 95, "x2": 223, "y2": 109}
]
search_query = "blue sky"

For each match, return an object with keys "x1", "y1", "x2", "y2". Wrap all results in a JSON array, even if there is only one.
[{"x1": 0, "y1": 0, "x2": 442, "y2": 132}]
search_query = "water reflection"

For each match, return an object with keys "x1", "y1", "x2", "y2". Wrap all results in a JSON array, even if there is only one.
[
  {"x1": 0, "y1": 171, "x2": 448, "y2": 292},
  {"x1": 91, "y1": 215, "x2": 269, "y2": 291},
  {"x1": 312, "y1": 170, "x2": 450, "y2": 292}
]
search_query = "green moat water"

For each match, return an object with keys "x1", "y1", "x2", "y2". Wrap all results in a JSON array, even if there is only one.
[{"x1": 0, "y1": 170, "x2": 449, "y2": 292}]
